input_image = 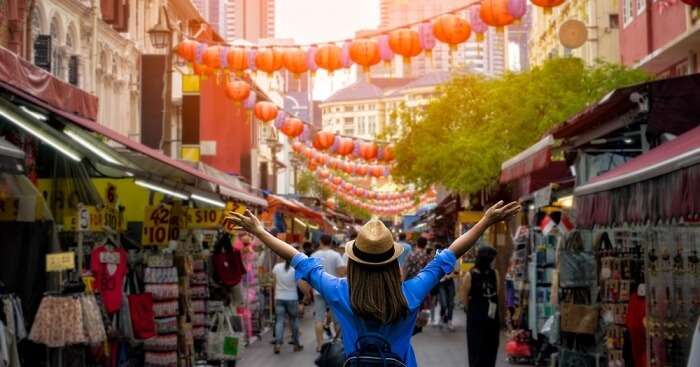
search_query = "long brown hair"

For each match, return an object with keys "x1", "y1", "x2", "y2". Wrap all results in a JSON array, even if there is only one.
[{"x1": 347, "y1": 259, "x2": 409, "y2": 324}]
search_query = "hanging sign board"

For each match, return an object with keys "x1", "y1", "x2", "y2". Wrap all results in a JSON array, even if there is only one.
[
  {"x1": 222, "y1": 202, "x2": 247, "y2": 234},
  {"x1": 64, "y1": 206, "x2": 105, "y2": 232},
  {"x1": 142, "y1": 205, "x2": 172, "y2": 246},
  {"x1": 187, "y1": 207, "x2": 225, "y2": 229},
  {"x1": 46, "y1": 251, "x2": 75, "y2": 272}
]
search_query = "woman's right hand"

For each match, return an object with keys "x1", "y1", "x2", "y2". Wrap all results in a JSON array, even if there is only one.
[
  {"x1": 483, "y1": 201, "x2": 521, "y2": 225},
  {"x1": 224, "y1": 210, "x2": 265, "y2": 235}
]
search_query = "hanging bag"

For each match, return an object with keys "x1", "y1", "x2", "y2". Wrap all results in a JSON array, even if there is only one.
[
  {"x1": 206, "y1": 311, "x2": 241, "y2": 361},
  {"x1": 559, "y1": 231, "x2": 596, "y2": 288},
  {"x1": 127, "y1": 273, "x2": 156, "y2": 340},
  {"x1": 560, "y1": 289, "x2": 598, "y2": 335}
]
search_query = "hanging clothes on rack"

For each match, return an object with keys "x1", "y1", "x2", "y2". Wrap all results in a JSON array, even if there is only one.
[{"x1": 90, "y1": 244, "x2": 128, "y2": 314}]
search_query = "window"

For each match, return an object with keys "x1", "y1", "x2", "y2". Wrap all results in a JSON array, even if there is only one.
[
  {"x1": 344, "y1": 106, "x2": 352, "y2": 112},
  {"x1": 344, "y1": 117, "x2": 353, "y2": 124},
  {"x1": 623, "y1": 0, "x2": 634, "y2": 26},
  {"x1": 637, "y1": 0, "x2": 646, "y2": 15},
  {"x1": 609, "y1": 14, "x2": 620, "y2": 29}
]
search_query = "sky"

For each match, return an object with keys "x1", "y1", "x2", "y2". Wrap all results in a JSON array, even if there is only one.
[{"x1": 275, "y1": 0, "x2": 381, "y2": 100}]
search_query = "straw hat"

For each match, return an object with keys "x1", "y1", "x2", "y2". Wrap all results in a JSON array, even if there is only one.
[{"x1": 345, "y1": 219, "x2": 403, "y2": 266}]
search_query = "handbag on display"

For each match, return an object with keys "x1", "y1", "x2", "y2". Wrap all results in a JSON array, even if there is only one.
[
  {"x1": 206, "y1": 311, "x2": 241, "y2": 361},
  {"x1": 559, "y1": 231, "x2": 597, "y2": 288},
  {"x1": 560, "y1": 289, "x2": 598, "y2": 335},
  {"x1": 127, "y1": 273, "x2": 157, "y2": 340}
]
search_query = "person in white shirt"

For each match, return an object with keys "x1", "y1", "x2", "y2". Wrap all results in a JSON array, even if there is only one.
[
  {"x1": 271, "y1": 260, "x2": 310, "y2": 354},
  {"x1": 311, "y1": 234, "x2": 346, "y2": 352}
]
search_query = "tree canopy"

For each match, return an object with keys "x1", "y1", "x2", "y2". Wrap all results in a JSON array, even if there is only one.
[{"x1": 392, "y1": 58, "x2": 650, "y2": 194}]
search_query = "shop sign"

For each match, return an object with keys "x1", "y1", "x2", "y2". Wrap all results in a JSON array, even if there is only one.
[
  {"x1": 142, "y1": 205, "x2": 172, "y2": 246},
  {"x1": 0, "y1": 198, "x2": 18, "y2": 221},
  {"x1": 187, "y1": 207, "x2": 225, "y2": 229},
  {"x1": 458, "y1": 211, "x2": 483, "y2": 224},
  {"x1": 46, "y1": 251, "x2": 75, "y2": 272}
]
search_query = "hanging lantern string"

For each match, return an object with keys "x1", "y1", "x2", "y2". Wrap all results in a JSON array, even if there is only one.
[{"x1": 183, "y1": 0, "x2": 482, "y2": 48}]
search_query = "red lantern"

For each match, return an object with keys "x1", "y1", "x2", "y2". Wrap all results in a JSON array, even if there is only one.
[
  {"x1": 225, "y1": 80, "x2": 251, "y2": 103},
  {"x1": 360, "y1": 142, "x2": 378, "y2": 160},
  {"x1": 254, "y1": 101, "x2": 278, "y2": 123},
  {"x1": 319, "y1": 170, "x2": 330, "y2": 179},
  {"x1": 370, "y1": 165, "x2": 384, "y2": 178},
  {"x1": 192, "y1": 63, "x2": 212, "y2": 78},
  {"x1": 177, "y1": 40, "x2": 198, "y2": 62},
  {"x1": 315, "y1": 44, "x2": 344, "y2": 75},
  {"x1": 292, "y1": 141, "x2": 304, "y2": 153},
  {"x1": 202, "y1": 45, "x2": 224, "y2": 69},
  {"x1": 332, "y1": 176, "x2": 342, "y2": 185},
  {"x1": 343, "y1": 182, "x2": 354, "y2": 192},
  {"x1": 480, "y1": 0, "x2": 515, "y2": 30},
  {"x1": 530, "y1": 0, "x2": 566, "y2": 14},
  {"x1": 283, "y1": 47, "x2": 309, "y2": 77},
  {"x1": 308, "y1": 162, "x2": 317, "y2": 171},
  {"x1": 336, "y1": 138, "x2": 355, "y2": 156},
  {"x1": 312, "y1": 131, "x2": 336, "y2": 150},
  {"x1": 355, "y1": 164, "x2": 368, "y2": 176},
  {"x1": 227, "y1": 47, "x2": 248, "y2": 73},
  {"x1": 388, "y1": 29, "x2": 423, "y2": 65},
  {"x1": 349, "y1": 38, "x2": 381, "y2": 73},
  {"x1": 343, "y1": 163, "x2": 355, "y2": 175},
  {"x1": 281, "y1": 118, "x2": 305, "y2": 138},
  {"x1": 255, "y1": 47, "x2": 284, "y2": 76},
  {"x1": 432, "y1": 14, "x2": 472, "y2": 51}
]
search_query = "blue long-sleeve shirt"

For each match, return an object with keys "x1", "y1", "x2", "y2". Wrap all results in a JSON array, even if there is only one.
[{"x1": 292, "y1": 249, "x2": 458, "y2": 367}]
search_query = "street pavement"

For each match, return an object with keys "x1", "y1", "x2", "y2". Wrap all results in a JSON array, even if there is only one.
[{"x1": 238, "y1": 308, "x2": 523, "y2": 367}]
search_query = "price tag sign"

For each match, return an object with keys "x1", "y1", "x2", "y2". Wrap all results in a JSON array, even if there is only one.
[
  {"x1": 222, "y1": 202, "x2": 247, "y2": 234},
  {"x1": 46, "y1": 252, "x2": 75, "y2": 272},
  {"x1": 64, "y1": 206, "x2": 103, "y2": 232},
  {"x1": 142, "y1": 205, "x2": 171, "y2": 246},
  {"x1": 187, "y1": 208, "x2": 224, "y2": 229}
]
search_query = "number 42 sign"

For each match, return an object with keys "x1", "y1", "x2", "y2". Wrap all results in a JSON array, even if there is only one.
[{"x1": 142, "y1": 205, "x2": 171, "y2": 246}]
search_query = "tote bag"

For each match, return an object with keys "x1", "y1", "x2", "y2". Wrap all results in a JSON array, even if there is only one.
[
  {"x1": 207, "y1": 312, "x2": 241, "y2": 361},
  {"x1": 128, "y1": 293, "x2": 156, "y2": 340}
]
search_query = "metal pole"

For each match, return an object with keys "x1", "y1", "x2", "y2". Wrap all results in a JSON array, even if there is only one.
[
  {"x1": 159, "y1": 6, "x2": 174, "y2": 156},
  {"x1": 77, "y1": 203, "x2": 84, "y2": 273}
]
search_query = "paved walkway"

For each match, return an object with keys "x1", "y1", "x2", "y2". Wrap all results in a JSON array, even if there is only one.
[{"x1": 238, "y1": 309, "x2": 522, "y2": 367}]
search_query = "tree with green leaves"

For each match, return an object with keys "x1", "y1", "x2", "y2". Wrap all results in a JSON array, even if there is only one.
[{"x1": 392, "y1": 58, "x2": 650, "y2": 194}]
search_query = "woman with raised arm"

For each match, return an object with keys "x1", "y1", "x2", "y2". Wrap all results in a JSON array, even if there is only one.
[{"x1": 225, "y1": 201, "x2": 520, "y2": 367}]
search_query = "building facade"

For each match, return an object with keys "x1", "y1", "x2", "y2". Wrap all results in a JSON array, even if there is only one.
[
  {"x1": 529, "y1": 0, "x2": 621, "y2": 66},
  {"x1": 619, "y1": 0, "x2": 700, "y2": 78},
  {"x1": 224, "y1": 0, "x2": 275, "y2": 42},
  {"x1": 320, "y1": 71, "x2": 451, "y2": 140}
]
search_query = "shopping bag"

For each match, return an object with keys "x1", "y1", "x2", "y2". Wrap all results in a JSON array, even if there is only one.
[
  {"x1": 128, "y1": 293, "x2": 156, "y2": 340},
  {"x1": 560, "y1": 303, "x2": 598, "y2": 335},
  {"x1": 206, "y1": 312, "x2": 240, "y2": 361}
]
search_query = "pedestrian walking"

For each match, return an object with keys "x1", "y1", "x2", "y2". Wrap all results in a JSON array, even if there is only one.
[
  {"x1": 460, "y1": 245, "x2": 501, "y2": 367},
  {"x1": 225, "y1": 201, "x2": 519, "y2": 367},
  {"x1": 436, "y1": 243, "x2": 458, "y2": 331},
  {"x1": 396, "y1": 233, "x2": 413, "y2": 269},
  {"x1": 403, "y1": 237, "x2": 430, "y2": 280},
  {"x1": 271, "y1": 259, "x2": 310, "y2": 354},
  {"x1": 311, "y1": 234, "x2": 346, "y2": 352}
]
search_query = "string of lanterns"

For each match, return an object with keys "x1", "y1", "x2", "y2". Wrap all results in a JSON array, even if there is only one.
[
  {"x1": 323, "y1": 178, "x2": 437, "y2": 216},
  {"x1": 293, "y1": 141, "x2": 394, "y2": 176}
]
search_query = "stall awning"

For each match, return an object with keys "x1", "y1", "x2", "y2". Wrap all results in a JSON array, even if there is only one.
[
  {"x1": 551, "y1": 75, "x2": 700, "y2": 140},
  {"x1": 500, "y1": 135, "x2": 562, "y2": 183},
  {"x1": 576, "y1": 125, "x2": 700, "y2": 196},
  {"x1": 267, "y1": 194, "x2": 324, "y2": 224},
  {"x1": 574, "y1": 125, "x2": 700, "y2": 228}
]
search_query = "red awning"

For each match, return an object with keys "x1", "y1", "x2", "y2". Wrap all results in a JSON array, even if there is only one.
[
  {"x1": 267, "y1": 194, "x2": 324, "y2": 224},
  {"x1": 0, "y1": 46, "x2": 97, "y2": 121},
  {"x1": 575, "y1": 124, "x2": 700, "y2": 196},
  {"x1": 500, "y1": 135, "x2": 556, "y2": 183}
]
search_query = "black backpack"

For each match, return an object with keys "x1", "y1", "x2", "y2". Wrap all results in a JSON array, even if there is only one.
[
  {"x1": 316, "y1": 340, "x2": 345, "y2": 367},
  {"x1": 343, "y1": 320, "x2": 407, "y2": 367}
]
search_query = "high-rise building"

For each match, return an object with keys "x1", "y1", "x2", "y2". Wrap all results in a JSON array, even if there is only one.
[
  {"x1": 225, "y1": 0, "x2": 275, "y2": 42},
  {"x1": 192, "y1": 0, "x2": 227, "y2": 39}
]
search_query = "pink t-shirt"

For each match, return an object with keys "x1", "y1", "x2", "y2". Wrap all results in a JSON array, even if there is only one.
[{"x1": 90, "y1": 245, "x2": 127, "y2": 314}]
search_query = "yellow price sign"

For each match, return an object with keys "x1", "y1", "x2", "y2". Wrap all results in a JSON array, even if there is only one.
[
  {"x1": 46, "y1": 252, "x2": 75, "y2": 272},
  {"x1": 142, "y1": 205, "x2": 171, "y2": 246},
  {"x1": 187, "y1": 207, "x2": 225, "y2": 229},
  {"x1": 63, "y1": 206, "x2": 106, "y2": 232},
  {"x1": 222, "y1": 202, "x2": 247, "y2": 234}
]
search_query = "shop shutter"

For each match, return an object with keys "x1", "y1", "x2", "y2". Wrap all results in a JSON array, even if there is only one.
[
  {"x1": 101, "y1": 0, "x2": 116, "y2": 23},
  {"x1": 33, "y1": 35, "x2": 51, "y2": 72},
  {"x1": 113, "y1": 0, "x2": 129, "y2": 32},
  {"x1": 68, "y1": 56, "x2": 79, "y2": 86}
]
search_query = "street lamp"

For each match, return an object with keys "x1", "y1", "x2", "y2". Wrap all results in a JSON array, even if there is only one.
[{"x1": 148, "y1": 6, "x2": 175, "y2": 156}]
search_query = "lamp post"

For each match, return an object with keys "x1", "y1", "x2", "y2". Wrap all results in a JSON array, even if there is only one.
[{"x1": 148, "y1": 6, "x2": 175, "y2": 156}]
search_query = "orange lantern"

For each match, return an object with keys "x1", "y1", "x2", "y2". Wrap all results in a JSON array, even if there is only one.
[
  {"x1": 370, "y1": 166, "x2": 384, "y2": 178},
  {"x1": 225, "y1": 80, "x2": 251, "y2": 103},
  {"x1": 283, "y1": 47, "x2": 309, "y2": 77},
  {"x1": 255, "y1": 47, "x2": 284, "y2": 76},
  {"x1": 302, "y1": 147, "x2": 314, "y2": 160},
  {"x1": 292, "y1": 141, "x2": 304, "y2": 153},
  {"x1": 343, "y1": 163, "x2": 355, "y2": 175},
  {"x1": 177, "y1": 40, "x2": 198, "y2": 62},
  {"x1": 531, "y1": 0, "x2": 566, "y2": 14},
  {"x1": 355, "y1": 164, "x2": 369, "y2": 176},
  {"x1": 314, "y1": 44, "x2": 344, "y2": 75},
  {"x1": 382, "y1": 144, "x2": 395, "y2": 162},
  {"x1": 308, "y1": 162, "x2": 317, "y2": 171},
  {"x1": 359, "y1": 142, "x2": 378, "y2": 160},
  {"x1": 336, "y1": 138, "x2": 355, "y2": 156},
  {"x1": 254, "y1": 101, "x2": 278, "y2": 123},
  {"x1": 192, "y1": 63, "x2": 213, "y2": 79},
  {"x1": 343, "y1": 182, "x2": 354, "y2": 192},
  {"x1": 388, "y1": 29, "x2": 422, "y2": 65},
  {"x1": 202, "y1": 45, "x2": 224, "y2": 69},
  {"x1": 433, "y1": 14, "x2": 472, "y2": 51},
  {"x1": 312, "y1": 131, "x2": 336, "y2": 150},
  {"x1": 332, "y1": 176, "x2": 342, "y2": 185},
  {"x1": 319, "y1": 170, "x2": 330, "y2": 179},
  {"x1": 281, "y1": 117, "x2": 305, "y2": 138},
  {"x1": 480, "y1": 0, "x2": 515, "y2": 31},
  {"x1": 227, "y1": 47, "x2": 248, "y2": 73},
  {"x1": 349, "y1": 39, "x2": 381, "y2": 73}
]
